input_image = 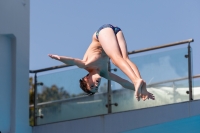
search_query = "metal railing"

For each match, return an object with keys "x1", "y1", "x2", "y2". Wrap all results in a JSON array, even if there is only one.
[{"x1": 29, "y1": 38, "x2": 194, "y2": 126}]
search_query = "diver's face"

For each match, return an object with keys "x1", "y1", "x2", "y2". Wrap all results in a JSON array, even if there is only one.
[{"x1": 85, "y1": 73, "x2": 101, "y2": 93}]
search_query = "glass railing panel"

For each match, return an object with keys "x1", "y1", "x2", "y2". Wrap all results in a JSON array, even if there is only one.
[
  {"x1": 193, "y1": 77, "x2": 200, "y2": 100},
  {"x1": 37, "y1": 93, "x2": 107, "y2": 125},
  {"x1": 171, "y1": 79, "x2": 189, "y2": 102},
  {"x1": 110, "y1": 46, "x2": 189, "y2": 113},
  {"x1": 36, "y1": 67, "x2": 108, "y2": 125},
  {"x1": 111, "y1": 80, "x2": 189, "y2": 112}
]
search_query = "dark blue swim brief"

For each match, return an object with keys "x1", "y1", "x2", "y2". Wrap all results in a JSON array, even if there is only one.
[{"x1": 96, "y1": 24, "x2": 121, "y2": 40}]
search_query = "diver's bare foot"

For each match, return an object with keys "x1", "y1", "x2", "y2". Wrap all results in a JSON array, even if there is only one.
[
  {"x1": 134, "y1": 79, "x2": 143, "y2": 101},
  {"x1": 141, "y1": 82, "x2": 155, "y2": 101}
]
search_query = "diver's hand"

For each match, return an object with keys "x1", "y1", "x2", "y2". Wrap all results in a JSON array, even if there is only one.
[{"x1": 48, "y1": 54, "x2": 60, "y2": 60}]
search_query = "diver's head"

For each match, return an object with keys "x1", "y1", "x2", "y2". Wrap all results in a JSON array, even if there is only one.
[{"x1": 79, "y1": 73, "x2": 101, "y2": 95}]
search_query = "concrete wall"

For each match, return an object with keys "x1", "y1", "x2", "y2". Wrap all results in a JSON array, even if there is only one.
[
  {"x1": 0, "y1": 35, "x2": 14, "y2": 133},
  {"x1": 33, "y1": 100, "x2": 200, "y2": 133},
  {"x1": 0, "y1": 0, "x2": 31, "y2": 133}
]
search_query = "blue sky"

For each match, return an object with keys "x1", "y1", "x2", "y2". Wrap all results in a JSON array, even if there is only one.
[{"x1": 30, "y1": 0, "x2": 200, "y2": 75}]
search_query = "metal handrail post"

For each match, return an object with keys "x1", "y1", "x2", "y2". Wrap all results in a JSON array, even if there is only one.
[
  {"x1": 107, "y1": 60, "x2": 112, "y2": 113},
  {"x1": 34, "y1": 73, "x2": 38, "y2": 125},
  {"x1": 188, "y1": 43, "x2": 193, "y2": 100}
]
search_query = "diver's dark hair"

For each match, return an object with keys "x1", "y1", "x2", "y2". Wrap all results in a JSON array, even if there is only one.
[{"x1": 79, "y1": 74, "x2": 95, "y2": 96}]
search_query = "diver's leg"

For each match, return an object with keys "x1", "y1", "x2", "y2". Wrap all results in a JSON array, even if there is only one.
[
  {"x1": 116, "y1": 31, "x2": 155, "y2": 100},
  {"x1": 98, "y1": 28, "x2": 143, "y2": 100},
  {"x1": 116, "y1": 31, "x2": 142, "y2": 79}
]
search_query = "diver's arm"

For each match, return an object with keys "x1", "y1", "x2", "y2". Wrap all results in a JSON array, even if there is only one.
[
  {"x1": 48, "y1": 54, "x2": 86, "y2": 68},
  {"x1": 102, "y1": 71, "x2": 135, "y2": 91}
]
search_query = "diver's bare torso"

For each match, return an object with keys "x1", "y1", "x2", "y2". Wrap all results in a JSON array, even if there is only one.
[{"x1": 83, "y1": 32, "x2": 109, "y2": 75}]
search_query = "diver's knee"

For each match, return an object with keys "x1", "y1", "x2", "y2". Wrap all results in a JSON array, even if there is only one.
[
  {"x1": 111, "y1": 56, "x2": 123, "y2": 66},
  {"x1": 123, "y1": 56, "x2": 129, "y2": 61}
]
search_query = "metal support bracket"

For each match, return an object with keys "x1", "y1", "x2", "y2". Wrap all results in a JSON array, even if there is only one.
[{"x1": 105, "y1": 103, "x2": 118, "y2": 108}]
